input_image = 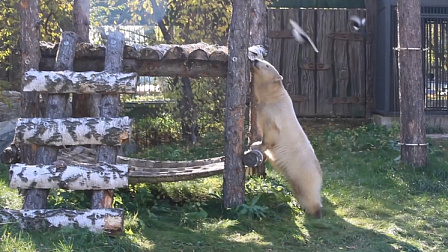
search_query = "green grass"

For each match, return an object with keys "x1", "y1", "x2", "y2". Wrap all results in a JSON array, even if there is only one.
[{"x1": 1, "y1": 123, "x2": 448, "y2": 251}]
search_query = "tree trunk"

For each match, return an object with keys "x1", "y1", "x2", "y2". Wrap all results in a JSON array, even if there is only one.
[
  {"x1": 175, "y1": 77, "x2": 199, "y2": 144},
  {"x1": 248, "y1": 0, "x2": 267, "y2": 177},
  {"x1": 73, "y1": 0, "x2": 90, "y2": 42},
  {"x1": 19, "y1": 0, "x2": 41, "y2": 165},
  {"x1": 22, "y1": 32, "x2": 78, "y2": 210},
  {"x1": 72, "y1": 0, "x2": 91, "y2": 118},
  {"x1": 223, "y1": 0, "x2": 250, "y2": 208},
  {"x1": 397, "y1": 0, "x2": 427, "y2": 167},
  {"x1": 92, "y1": 30, "x2": 125, "y2": 209}
]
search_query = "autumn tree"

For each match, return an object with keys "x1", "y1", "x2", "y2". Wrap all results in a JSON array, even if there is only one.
[
  {"x1": 100, "y1": 0, "x2": 231, "y2": 143},
  {"x1": 0, "y1": 0, "x2": 73, "y2": 91},
  {"x1": 397, "y1": 0, "x2": 427, "y2": 167}
]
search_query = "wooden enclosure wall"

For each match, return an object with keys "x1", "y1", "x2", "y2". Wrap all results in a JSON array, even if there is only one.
[{"x1": 267, "y1": 8, "x2": 368, "y2": 117}]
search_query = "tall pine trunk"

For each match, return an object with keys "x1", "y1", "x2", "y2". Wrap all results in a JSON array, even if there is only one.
[
  {"x1": 397, "y1": 0, "x2": 427, "y2": 167},
  {"x1": 72, "y1": 0, "x2": 91, "y2": 118},
  {"x1": 223, "y1": 0, "x2": 250, "y2": 208}
]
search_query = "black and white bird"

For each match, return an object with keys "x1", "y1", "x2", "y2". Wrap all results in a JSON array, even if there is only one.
[
  {"x1": 248, "y1": 44, "x2": 268, "y2": 61},
  {"x1": 349, "y1": 15, "x2": 366, "y2": 34},
  {"x1": 289, "y1": 19, "x2": 319, "y2": 53}
]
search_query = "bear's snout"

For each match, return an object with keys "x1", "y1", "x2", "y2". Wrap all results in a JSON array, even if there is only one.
[{"x1": 252, "y1": 59, "x2": 260, "y2": 69}]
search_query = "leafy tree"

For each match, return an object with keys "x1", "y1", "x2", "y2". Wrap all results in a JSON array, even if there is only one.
[{"x1": 0, "y1": 0, "x2": 72, "y2": 90}]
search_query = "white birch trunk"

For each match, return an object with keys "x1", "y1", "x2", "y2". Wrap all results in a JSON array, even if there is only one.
[
  {"x1": 23, "y1": 70, "x2": 138, "y2": 94},
  {"x1": 14, "y1": 117, "x2": 132, "y2": 146},
  {"x1": 0, "y1": 208, "x2": 124, "y2": 235},
  {"x1": 10, "y1": 163, "x2": 128, "y2": 190}
]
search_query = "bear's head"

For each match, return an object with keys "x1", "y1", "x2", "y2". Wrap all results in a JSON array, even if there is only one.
[{"x1": 250, "y1": 59, "x2": 283, "y2": 84}]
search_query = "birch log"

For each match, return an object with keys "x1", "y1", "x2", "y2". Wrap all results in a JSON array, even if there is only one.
[
  {"x1": 9, "y1": 163, "x2": 128, "y2": 190},
  {"x1": 14, "y1": 117, "x2": 132, "y2": 146},
  {"x1": 0, "y1": 208, "x2": 124, "y2": 235},
  {"x1": 23, "y1": 70, "x2": 138, "y2": 94}
]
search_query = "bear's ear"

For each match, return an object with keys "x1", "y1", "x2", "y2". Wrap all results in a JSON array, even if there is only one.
[{"x1": 274, "y1": 75, "x2": 283, "y2": 82}]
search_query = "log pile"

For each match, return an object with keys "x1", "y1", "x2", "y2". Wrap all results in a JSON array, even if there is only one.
[{"x1": 40, "y1": 42, "x2": 229, "y2": 77}]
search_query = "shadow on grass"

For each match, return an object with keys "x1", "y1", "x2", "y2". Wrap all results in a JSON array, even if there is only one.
[
  {"x1": 304, "y1": 199, "x2": 421, "y2": 252},
  {"x1": 134, "y1": 195, "x2": 421, "y2": 252}
]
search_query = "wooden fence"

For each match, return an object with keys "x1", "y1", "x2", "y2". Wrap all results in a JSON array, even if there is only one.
[{"x1": 267, "y1": 8, "x2": 371, "y2": 117}]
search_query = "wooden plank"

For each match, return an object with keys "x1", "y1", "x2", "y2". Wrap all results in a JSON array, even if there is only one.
[
  {"x1": 365, "y1": 0, "x2": 377, "y2": 116},
  {"x1": 327, "y1": 32, "x2": 365, "y2": 41},
  {"x1": 23, "y1": 70, "x2": 138, "y2": 94},
  {"x1": 267, "y1": 9, "x2": 283, "y2": 72},
  {"x1": 298, "y1": 9, "x2": 317, "y2": 116},
  {"x1": 333, "y1": 10, "x2": 350, "y2": 116},
  {"x1": 315, "y1": 9, "x2": 335, "y2": 116},
  {"x1": 134, "y1": 60, "x2": 228, "y2": 78},
  {"x1": 40, "y1": 57, "x2": 228, "y2": 78},
  {"x1": 332, "y1": 97, "x2": 365, "y2": 104},
  {"x1": 299, "y1": 63, "x2": 331, "y2": 70},
  {"x1": 267, "y1": 30, "x2": 293, "y2": 39},
  {"x1": 0, "y1": 208, "x2": 124, "y2": 235},
  {"x1": 282, "y1": 9, "x2": 301, "y2": 115},
  {"x1": 347, "y1": 9, "x2": 366, "y2": 117},
  {"x1": 14, "y1": 117, "x2": 132, "y2": 146},
  {"x1": 9, "y1": 163, "x2": 128, "y2": 190}
]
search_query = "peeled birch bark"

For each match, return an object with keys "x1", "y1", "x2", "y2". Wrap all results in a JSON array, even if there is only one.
[
  {"x1": 10, "y1": 163, "x2": 128, "y2": 190},
  {"x1": 14, "y1": 117, "x2": 132, "y2": 146},
  {"x1": 23, "y1": 70, "x2": 138, "y2": 94},
  {"x1": 0, "y1": 208, "x2": 124, "y2": 235}
]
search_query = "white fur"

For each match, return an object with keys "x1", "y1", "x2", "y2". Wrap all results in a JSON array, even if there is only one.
[{"x1": 250, "y1": 59, "x2": 323, "y2": 218}]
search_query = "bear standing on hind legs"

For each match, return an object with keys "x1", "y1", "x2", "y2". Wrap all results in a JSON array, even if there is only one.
[{"x1": 250, "y1": 58, "x2": 323, "y2": 218}]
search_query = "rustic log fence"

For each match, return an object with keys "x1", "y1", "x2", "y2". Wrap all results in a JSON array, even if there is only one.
[{"x1": 0, "y1": 31, "x2": 134, "y2": 235}]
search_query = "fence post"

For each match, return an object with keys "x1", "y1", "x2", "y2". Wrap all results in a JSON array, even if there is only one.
[
  {"x1": 22, "y1": 31, "x2": 77, "y2": 209},
  {"x1": 91, "y1": 30, "x2": 125, "y2": 208}
]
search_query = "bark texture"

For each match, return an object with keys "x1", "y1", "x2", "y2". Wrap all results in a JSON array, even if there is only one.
[
  {"x1": 72, "y1": 0, "x2": 91, "y2": 117},
  {"x1": 23, "y1": 32, "x2": 77, "y2": 209},
  {"x1": 19, "y1": 0, "x2": 41, "y2": 165},
  {"x1": 92, "y1": 30, "x2": 125, "y2": 208},
  {"x1": 14, "y1": 117, "x2": 132, "y2": 146},
  {"x1": 0, "y1": 208, "x2": 124, "y2": 235},
  {"x1": 248, "y1": 0, "x2": 268, "y2": 176},
  {"x1": 397, "y1": 0, "x2": 427, "y2": 167},
  {"x1": 73, "y1": 0, "x2": 90, "y2": 42},
  {"x1": 10, "y1": 163, "x2": 128, "y2": 190},
  {"x1": 23, "y1": 70, "x2": 138, "y2": 93},
  {"x1": 223, "y1": 0, "x2": 250, "y2": 208}
]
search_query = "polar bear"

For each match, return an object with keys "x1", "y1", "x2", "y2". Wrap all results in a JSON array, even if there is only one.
[{"x1": 250, "y1": 59, "x2": 323, "y2": 218}]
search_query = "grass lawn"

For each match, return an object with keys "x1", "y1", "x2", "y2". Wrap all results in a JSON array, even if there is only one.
[{"x1": 1, "y1": 122, "x2": 448, "y2": 251}]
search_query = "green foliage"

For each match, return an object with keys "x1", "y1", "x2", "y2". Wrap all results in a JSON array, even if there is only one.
[
  {"x1": 133, "y1": 129, "x2": 224, "y2": 160},
  {"x1": 0, "y1": 164, "x2": 22, "y2": 209},
  {"x1": 232, "y1": 194, "x2": 269, "y2": 220},
  {"x1": 48, "y1": 190, "x2": 91, "y2": 210},
  {"x1": 3, "y1": 123, "x2": 448, "y2": 251}
]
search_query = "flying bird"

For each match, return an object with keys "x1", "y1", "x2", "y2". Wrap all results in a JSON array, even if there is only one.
[
  {"x1": 289, "y1": 19, "x2": 319, "y2": 53},
  {"x1": 349, "y1": 15, "x2": 366, "y2": 34}
]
